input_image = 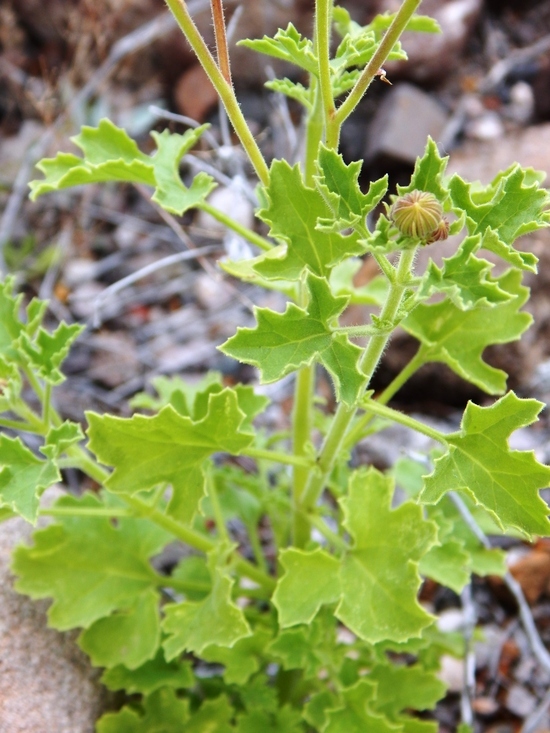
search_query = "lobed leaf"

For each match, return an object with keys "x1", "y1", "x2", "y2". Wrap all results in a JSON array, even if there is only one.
[
  {"x1": 220, "y1": 272, "x2": 366, "y2": 405},
  {"x1": 87, "y1": 389, "x2": 254, "y2": 522},
  {"x1": 0, "y1": 436, "x2": 59, "y2": 522},
  {"x1": 101, "y1": 650, "x2": 194, "y2": 695},
  {"x1": 30, "y1": 119, "x2": 215, "y2": 216},
  {"x1": 253, "y1": 160, "x2": 365, "y2": 281},
  {"x1": 403, "y1": 269, "x2": 532, "y2": 394},
  {"x1": 12, "y1": 493, "x2": 169, "y2": 628},
  {"x1": 238, "y1": 23, "x2": 317, "y2": 74},
  {"x1": 337, "y1": 468, "x2": 437, "y2": 643},
  {"x1": 421, "y1": 393, "x2": 550, "y2": 538},
  {"x1": 162, "y1": 545, "x2": 251, "y2": 658},
  {"x1": 418, "y1": 234, "x2": 513, "y2": 310}
]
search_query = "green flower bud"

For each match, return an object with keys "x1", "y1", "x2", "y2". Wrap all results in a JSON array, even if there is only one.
[{"x1": 390, "y1": 190, "x2": 444, "y2": 240}]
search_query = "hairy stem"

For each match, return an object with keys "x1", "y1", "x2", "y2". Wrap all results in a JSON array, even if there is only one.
[
  {"x1": 210, "y1": 0, "x2": 232, "y2": 85},
  {"x1": 301, "y1": 247, "x2": 417, "y2": 509},
  {"x1": 164, "y1": 0, "x2": 270, "y2": 185},
  {"x1": 327, "y1": 0, "x2": 423, "y2": 147}
]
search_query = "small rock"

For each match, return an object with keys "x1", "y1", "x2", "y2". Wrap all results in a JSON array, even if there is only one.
[
  {"x1": 365, "y1": 83, "x2": 448, "y2": 165},
  {"x1": 174, "y1": 63, "x2": 218, "y2": 122},
  {"x1": 465, "y1": 111, "x2": 505, "y2": 141},
  {"x1": 506, "y1": 683, "x2": 537, "y2": 718},
  {"x1": 196, "y1": 184, "x2": 255, "y2": 233},
  {"x1": 63, "y1": 258, "x2": 98, "y2": 288},
  {"x1": 448, "y1": 122, "x2": 550, "y2": 184},
  {"x1": 381, "y1": 0, "x2": 483, "y2": 84},
  {"x1": 507, "y1": 81, "x2": 535, "y2": 125},
  {"x1": 87, "y1": 332, "x2": 141, "y2": 389},
  {"x1": 194, "y1": 272, "x2": 233, "y2": 310},
  {"x1": 0, "y1": 508, "x2": 106, "y2": 732},
  {"x1": 437, "y1": 654, "x2": 464, "y2": 693},
  {"x1": 437, "y1": 608, "x2": 465, "y2": 633}
]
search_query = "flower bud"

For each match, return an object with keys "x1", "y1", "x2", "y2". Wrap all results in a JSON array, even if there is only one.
[
  {"x1": 425, "y1": 218, "x2": 450, "y2": 244},
  {"x1": 390, "y1": 190, "x2": 444, "y2": 241}
]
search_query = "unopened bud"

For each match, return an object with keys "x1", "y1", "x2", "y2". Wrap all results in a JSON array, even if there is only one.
[{"x1": 390, "y1": 190, "x2": 444, "y2": 241}]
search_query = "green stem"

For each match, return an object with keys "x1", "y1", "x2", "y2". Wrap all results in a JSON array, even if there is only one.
[
  {"x1": 245, "y1": 520, "x2": 269, "y2": 574},
  {"x1": 164, "y1": 0, "x2": 270, "y2": 186},
  {"x1": 305, "y1": 511, "x2": 348, "y2": 552},
  {"x1": 43, "y1": 382, "x2": 52, "y2": 426},
  {"x1": 316, "y1": 0, "x2": 336, "y2": 144},
  {"x1": 327, "y1": 0, "x2": 423, "y2": 147},
  {"x1": 304, "y1": 77, "x2": 324, "y2": 182},
  {"x1": 206, "y1": 467, "x2": 230, "y2": 543},
  {"x1": 301, "y1": 247, "x2": 417, "y2": 509},
  {"x1": 291, "y1": 364, "x2": 315, "y2": 548},
  {"x1": 197, "y1": 201, "x2": 272, "y2": 252},
  {"x1": 40, "y1": 506, "x2": 134, "y2": 518},
  {"x1": 67, "y1": 445, "x2": 276, "y2": 592},
  {"x1": 376, "y1": 349, "x2": 425, "y2": 405},
  {"x1": 363, "y1": 399, "x2": 449, "y2": 445},
  {"x1": 243, "y1": 445, "x2": 314, "y2": 469},
  {"x1": 0, "y1": 417, "x2": 44, "y2": 434}
]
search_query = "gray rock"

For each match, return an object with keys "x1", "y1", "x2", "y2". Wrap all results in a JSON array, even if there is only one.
[
  {"x1": 381, "y1": 0, "x2": 483, "y2": 84},
  {"x1": 0, "y1": 512, "x2": 106, "y2": 733},
  {"x1": 365, "y1": 83, "x2": 448, "y2": 165},
  {"x1": 447, "y1": 122, "x2": 550, "y2": 184}
]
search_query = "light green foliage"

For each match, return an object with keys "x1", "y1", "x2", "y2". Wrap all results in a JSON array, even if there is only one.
[
  {"x1": 422, "y1": 393, "x2": 550, "y2": 537},
  {"x1": 404, "y1": 269, "x2": 532, "y2": 394},
  {"x1": 87, "y1": 389, "x2": 255, "y2": 521},
  {"x1": 4, "y1": 2, "x2": 550, "y2": 732},
  {"x1": 0, "y1": 436, "x2": 59, "y2": 522},
  {"x1": 29, "y1": 119, "x2": 216, "y2": 215},
  {"x1": 221, "y1": 272, "x2": 366, "y2": 404},
  {"x1": 162, "y1": 545, "x2": 251, "y2": 658}
]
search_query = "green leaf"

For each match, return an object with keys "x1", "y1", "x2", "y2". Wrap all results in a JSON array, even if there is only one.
[
  {"x1": 238, "y1": 23, "x2": 317, "y2": 74},
  {"x1": 41, "y1": 421, "x2": 85, "y2": 460},
  {"x1": 30, "y1": 120, "x2": 154, "y2": 198},
  {"x1": 0, "y1": 278, "x2": 25, "y2": 359},
  {"x1": 398, "y1": 137, "x2": 448, "y2": 201},
  {"x1": 96, "y1": 688, "x2": 190, "y2": 733},
  {"x1": 265, "y1": 78, "x2": 313, "y2": 110},
  {"x1": 316, "y1": 146, "x2": 388, "y2": 232},
  {"x1": 150, "y1": 128, "x2": 216, "y2": 214},
  {"x1": 237, "y1": 706, "x2": 303, "y2": 733},
  {"x1": 101, "y1": 650, "x2": 194, "y2": 694},
  {"x1": 78, "y1": 588, "x2": 160, "y2": 669},
  {"x1": 421, "y1": 393, "x2": 550, "y2": 538},
  {"x1": 30, "y1": 119, "x2": 215, "y2": 215},
  {"x1": 369, "y1": 662, "x2": 446, "y2": 719},
  {"x1": 403, "y1": 269, "x2": 532, "y2": 394},
  {"x1": 221, "y1": 272, "x2": 366, "y2": 405},
  {"x1": 13, "y1": 493, "x2": 168, "y2": 628},
  {"x1": 325, "y1": 679, "x2": 403, "y2": 733},
  {"x1": 330, "y1": 260, "x2": 388, "y2": 306},
  {"x1": 203, "y1": 628, "x2": 272, "y2": 684},
  {"x1": 0, "y1": 435, "x2": 60, "y2": 522},
  {"x1": 267, "y1": 620, "x2": 329, "y2": 679},
  {"x1": 418, "y1": 509, "x2": 471, "y2": 593},
  {"x1": 272, "y1": 546, "x2": 340, "y2": 627},
  {"x1": 87, "y1": 389, "x2": 254, "y2": 521},
  {"x1": 418, "y1": 234, "x2": 513, "y2": 310},
  {"x1": 336, "y1": 468, "x2": 436, "y2": 643},
  {"x1": 449, "y1": 165, "x2": 550, "y2": 261},
  {"x1": 252, "y1": 160, "x2": 365, "y2": 281},
  {"x1": 162, "y1": 545, "x2": 251, "y2": 658},
  {"x1": 19, "y1": 322, "x2": 84, "y2": 385}
]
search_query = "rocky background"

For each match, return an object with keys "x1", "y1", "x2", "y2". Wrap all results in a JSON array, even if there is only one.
[{"x1": 2, "y1": 0, "x2": 550, "y2": 731}]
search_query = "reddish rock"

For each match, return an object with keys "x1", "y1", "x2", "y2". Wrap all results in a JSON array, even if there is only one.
[{"x1": 174, "y1": 63, "x2": 219, "y2": 122}]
